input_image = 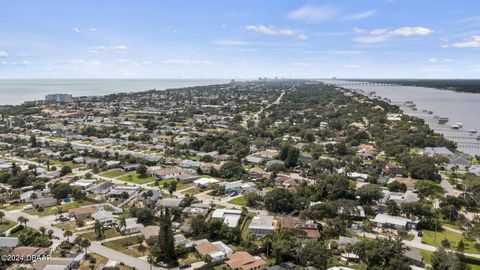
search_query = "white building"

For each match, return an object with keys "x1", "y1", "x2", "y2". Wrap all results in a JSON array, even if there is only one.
[
  {"x1": 248, "y1": 215, "x2": 276, "y2": 236},
  {"x1": 211, "y1": 209, "x2": 242, "y2": 228}
]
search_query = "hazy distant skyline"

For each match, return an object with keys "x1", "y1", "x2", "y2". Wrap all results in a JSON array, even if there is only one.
[{"x1": 0, "y1": 0, "x2": 479, "y2": 79}]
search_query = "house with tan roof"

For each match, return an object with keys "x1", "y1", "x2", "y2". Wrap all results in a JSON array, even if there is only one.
[{"x1": 226, "y1": 251, "x2": 267, "y2": 270}]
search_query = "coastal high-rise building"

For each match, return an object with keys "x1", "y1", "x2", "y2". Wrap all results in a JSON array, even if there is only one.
[{"x1": 45, "y1": 94, "x2": 73, "y2": 103}]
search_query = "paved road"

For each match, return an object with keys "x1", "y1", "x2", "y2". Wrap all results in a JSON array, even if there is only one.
[
  {"x1": 440, "y1": 179, "x2": 457, "y2": 197},
  {"x1": 4, "y1": 210, "x2": 165, "y2": 270}
]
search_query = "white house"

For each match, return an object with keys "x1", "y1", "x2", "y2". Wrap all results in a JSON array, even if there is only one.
[
  {"x1": 211, "y1": 209, "x2": 242, "y2": 228},
  {"x1": 372, "y1": 213, "x2": 418, "y2": 230},
  {"x1": 120, "y1": 218, "x2": 144, "y2": 235}
]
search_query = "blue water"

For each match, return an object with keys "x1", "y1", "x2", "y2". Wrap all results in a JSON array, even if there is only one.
[{"x1": 0, "y1": 79, "x2": 230, "y2": 105}]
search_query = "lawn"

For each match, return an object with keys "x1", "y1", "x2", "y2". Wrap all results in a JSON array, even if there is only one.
[
  {"x1": 422, "y1": 229, "x2": 479, "y2": 254},
  {"x1": 0, "y1": 221, "x2": 17, "y2": 232},
  {"x1": 100, "y1": 169, "x2": 126, "y2": 178},
  {"x1": 80, "y1": 228, "x2": 121, "y2": 241},
  {"x1": 24, "y1": 200, "x2": 95, "y2": 217},
  {"x1": 181, "y1": 187, "x2": 200, "y2": 195},
  {"x1": 2, "y1": 203, "x2": 29, "y2": 211},
  {"x1": 103, "y1": 235, "x2": 148, "y2": 257},
  {"x1": 421, "y1": 249, "x2": 480, "y2": 270},
  {"x1": 228, "y1": 196, "x2": 247, "y2": 206},
  {"x1": 118, "y1": 172, "x2": 155, "y2": 184}
]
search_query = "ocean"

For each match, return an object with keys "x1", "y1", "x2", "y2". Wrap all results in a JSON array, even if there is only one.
[{"x1": 0, "y1": 79, "x2": 230, "y2": 105}]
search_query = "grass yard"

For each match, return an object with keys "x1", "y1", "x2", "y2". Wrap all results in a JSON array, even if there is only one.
[
  {"x1": 421, "y1": 249, "x2": 480, "y2": 270},
  {"x1": 118, "y1": 172, "x2": 155, "y2": 184},
  {"x1": 24, "y1": 200, "x2": 95, "y2": 217},
  {"x1": 80, "y1": 228, "x2": 121, "y2": 241},
  {"x1": 422, "y1": 229, "x2": 479, "y2": 254},
  {"x1": 100, "y1": 169, "x2": 126, "y2": 178},
  {"x1": 103, "y1": 235, "x2": 147, "y2": 257},
  {"x1": 53, "y1": 221, "x2": 77, "y2": 232},
  {"x1": 181, "y1": 187, "x2": 200, "y2": 195},
  {"x1": 0, "y1": 221, "x2": 17, "y2": 232},
  {"x1": 228, "y1": 196, "x2": 247, "y2": 206},
  {"x1": 2, "y1": 203, "x2": 29, "y2": 211}
]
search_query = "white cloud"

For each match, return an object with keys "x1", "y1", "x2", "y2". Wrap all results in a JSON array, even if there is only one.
[
  {"x1": 370, "y1": 29, "x2": 389, "y2": 35},
  {"x1": 87, "y1": 45, "x2": 129, "y2": 53},
  {"x1": 353, "y1": 27, "x2": 365, "y2": 33},
  {"x1": 451, "y1": 36, "x2": 480, "y2": 48},
  {"x1": 287, "y1": 4, "x2": 339, "y2": 23},
  {"x1": 58, "y1": 59, "x2": 102, "y2": 66},
  {"x1": 391, "y1": 27, "x2": 432, "y2": 36},
  {"x1": 11, "y1": 60, "x2": 33, "y2": 66},
  {"x1": 354, "y1": 26, "x2": 432, "y2": 44},
  {"x1": 214, "y1": 39, "x2": 249, "y2": 46},
  {"x1": 297, "y1": 34, "x2": 308, "y2": 41},
  {"x1": 246, "y1": 25, "x2": 295, "y2": 36},
  {"x1": 428, "y1": 58, "x2": 437, "y2": 63},
  {"x1": 0, "y1": 61, "x2": 7, "y2": 65},
  {"x1": 72, "y1": 27, "x2": 80, "y2": 33},
  {"x1": 342, "y1": 10, "x2": 375, "y2": 21},
  {"x1": 0, "y1": 51, "x2": 7, "y2": 57},
  {"x1": 89, "y1": 28, "x2": 97, "y2": 32},
  {"x1": 159, "y1": 59, "x2": 214, "y2": 66}
]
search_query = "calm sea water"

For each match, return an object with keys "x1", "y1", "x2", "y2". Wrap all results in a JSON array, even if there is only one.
[
  {"x1": 0, "y1": 79, "x2": 230, "y2": 105},
  {"x1": 324, "y1": 80, "x2": 480, "y2": 156}
]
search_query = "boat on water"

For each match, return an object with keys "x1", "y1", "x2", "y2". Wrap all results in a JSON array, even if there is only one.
[
  {"x1": 451, "y1": 124, "x2": 462, "y2": 130},
  {"x1": 470, "y1": 129, "x2": 478, "y2": 134},
  {"x1": 438, "y1": 117, "x2": 449, "y2": 124}
]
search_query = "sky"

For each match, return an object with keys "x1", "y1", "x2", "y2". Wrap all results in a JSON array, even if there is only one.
[{"x1": 0, "y1": 0, "x2": 479, "y2": 79}]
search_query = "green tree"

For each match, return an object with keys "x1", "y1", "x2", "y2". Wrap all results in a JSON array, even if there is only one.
[
  {"x1": 298, "y1": 240, "x2": 330, "y2": 269},
  {"x1": 264, "y1": 188, "x2": 294, "y2": 213},
  {"x1": 431, "y1": 248, "x2": 468, "y2": 270},
  {"x1": 356, "y1": 184, "x2": 383, "y2": 205}
]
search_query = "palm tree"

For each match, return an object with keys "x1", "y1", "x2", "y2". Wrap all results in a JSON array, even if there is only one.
[
  {"x1": 147, "y1": 254, "x2": 155, "y2": 270},
  {"x1": 22, "y1": 217, "x2": 29, "y2": 228},
  {"x1": 80, "y1": 238, "x2": 91, "y2": 255},
  {"x1": 39, "y1": 226, "x2": 46, "y2": 235},
  {"x1": 118, "y1": 216, "x2": 126, "y2": 234},
  {"x1": 64, "y1": 230, "x2": 73, "y2": 242},
  {"x1": 0, "y1": 210, "x2": 5, "y2": 224},
  {"x1": 17, "y1": 216, "x2": 27, "y2": 228},
  {"x1": 94, "y1": 220, "x2": 104, "y2": 239}
]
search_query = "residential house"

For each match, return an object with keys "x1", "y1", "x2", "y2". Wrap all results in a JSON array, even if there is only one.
[
  {"x1": 120, "y1": 218, "x2": 144, "y2": 235},
  {"x1": 92, "y1": 209, "x2": 116, "y2": 226},
  {"x1": 281, "y1": 218, "x2": 320, "y2": 238},
  {"x1": 226, "y1": 251, "x2": 267, "y2": 270},
  {"x1": 248, "y1": 167, "x2": 265, "y2": 180},
  {"x1": 20, "y1": 190, "x2": 43, "y2": 203},
  {"x1": 32, "y1": 257, "x2": 77, "y2": 270},
  {"x1": 194, "y1": 177, "x2": 219, "y2": 187},
  {"x1": 248, "y1": 215, "x2": 276, "y2": 237},
  {"x1": 176, "y1": 173, "x2": 201, "y2": 183},
  {"x1": 87, "y1": 181, "x2": 116, "y2": 194},
  {"x1": 372, "y1": 213, "x2": 419, "y2": 230},
  {"x1": 0, "y1": 237, "x2": 19, "y2": 250},
  {"x1": 174, "y1": 234, "x2": 193, "y2": 249},
  {"x1": 68, "y1": 206, "x2": 97, "y2": 220},
  {"x1": 182, "y1": 203, "x2": 211, "y2": 217},
  {"x1": 194, "y1": 239, "x2": 233, "y2": 262},
  {"x1": 211, "y1": 209, "x2": 242, "y2": 228},
  {"x1": 150, "y1": 167, "x2": 184, "y2": 180},
  {"x1": 32, "y1": 197, "x2": 57, "y2": 208},
  {"x1": 156, "y1": 198, "x2": 182, "y2": 209}
]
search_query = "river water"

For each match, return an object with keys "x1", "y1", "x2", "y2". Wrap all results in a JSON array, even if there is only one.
[{"x1": 323, "y1": 80, "x2": 480, "y2": 156}]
